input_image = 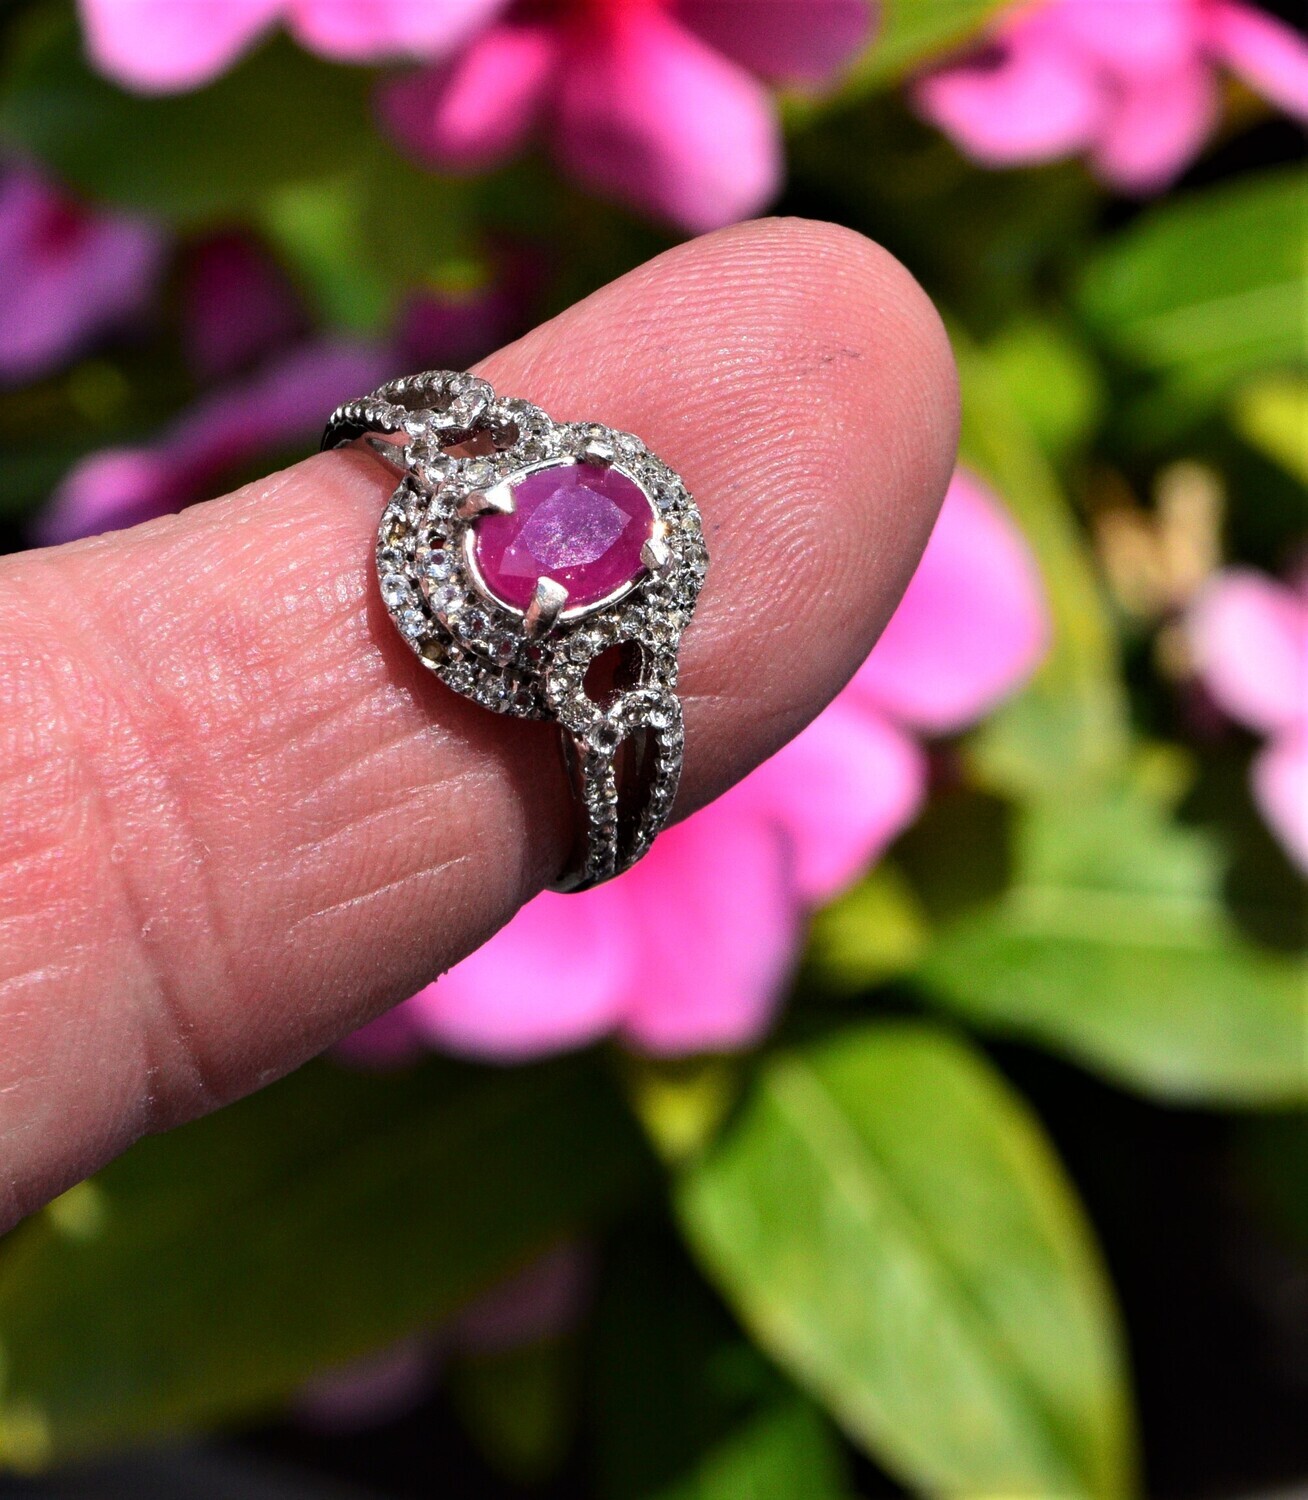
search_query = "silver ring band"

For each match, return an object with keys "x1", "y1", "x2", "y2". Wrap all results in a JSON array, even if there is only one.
[{"x1": 322, "y1": 370, "x2": 707, "y2": 892}]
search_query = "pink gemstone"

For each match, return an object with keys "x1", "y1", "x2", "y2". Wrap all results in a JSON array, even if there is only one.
[{"x1": 471, "y1": 461, "x2": 655, "y2": 612}]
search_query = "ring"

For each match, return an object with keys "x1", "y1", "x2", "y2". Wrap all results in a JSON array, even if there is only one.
[{"x1": 322, "y1": 370, "x2": 708, "y2": 893}]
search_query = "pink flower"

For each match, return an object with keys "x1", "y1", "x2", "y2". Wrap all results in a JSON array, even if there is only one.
[
  {"x1": 343, "y1": 469, "x2": 1048, "y2": 1065},
  {"x1": 913, "y1": 0, "x2": 1308, "y2": 194},
  {"x1": 181, "y1": 232, "x2": 306, "y2": 382},
  {"x1": 1188, "y1": 567, "x2": 1308, "y2": 871},
  {"x1": 379, "y1": 0, "x2": 875, "y2": 233},
  {"x1": 78, "y1": 0, "x2": 509, "y2": 93},
  {"x1": 0, "y1": 161, "x2": 164, "y2": 386}
]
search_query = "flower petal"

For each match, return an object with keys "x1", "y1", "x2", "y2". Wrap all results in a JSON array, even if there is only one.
[
  {"x1": 379, "y1": 24, "x2": 558, "y2": 172},
  {"x1": 333, "y1": 1002, "x2": 427, "y2": 1068},
  {"x1": 729, "y1": 698, "x2": 926, "y2": 905},
  {"x1": 677, "y1": 0, "x2": 874, "y2": 87},
  {"x1": 850, "y1": 469, "x2": 1048, "y2": 734},
  {"x1": 620, "y1": 808, "x2": 800, "y2": 1056},
  {"x1": 1054, "y1": 0, "x2": 1198, "y2": 76},
  {"x1": 295, "y1": 1338, "x2": 436, "y2": 1432},
  {"x1": 912, "y1": 18, "x2": 1106, "y2": 167},
  {"x1": 452, "y1": 1243, "x2": 589, "y2": 1352},
  {"x1": 554, "y1": 9, "x2": 781, "y2": 233},
  {"x1": 1254, "y1": 730, "x2": 1308, "y2": 874},
  {"x1": 77, "y1": 0, "x2": 281, "y2": 92},
  {"x1": 1090, "y1": 59, "x2": 1218, "y2": 193},
  {"x1": 406, "y1": 886, "x2": 634, "y2": 1061},
  {"x1": 289, "y1": 0, "x2": 509, "y2": 62},
  {"x1": 0, "y1": 164, "x2": 164, "y2": 386},
  {"x1": 1188, "y1": 568, "x2": 1308, "y2": 735},
  {"x1": 182, "y1": 232, "x2": 304, "y2": 382},
  {"x1": 37, "y1": 450, "x2": 176, "y2": 544},
  {"x1": 1205, "y1": 0, "x2": 1308, "y2": 122}
]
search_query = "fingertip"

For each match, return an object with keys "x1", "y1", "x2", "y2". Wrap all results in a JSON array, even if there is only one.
[{"x1": 479, "y1": 217, "x2": 959, "y2": 808}]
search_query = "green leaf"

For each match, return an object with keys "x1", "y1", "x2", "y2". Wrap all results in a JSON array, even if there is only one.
[
  {"x1": 678, "y1": 1024, "x2": 1135, "y2": 1500},
  {"x1": 805, "y1": 863, "x2": 931, "y2": 993},
  {"x1": 655, "y1": 1399, "x2": 848, "y2": 1500},
  {"x1": 916, "y1": 776, "x2": 1308, "y2": 1105},
  {"x1": 782, "y1": 0, "x2": 1004, "y2": 128},
  {"x1": 449, "y1": 1336, "x2": 577, "y2": 1485},
  {"x1": 1231, "y1": 373, "x2": 1308, "y2": 485},
  {"x1": 954, "y1": 329, "x2": 1130, "y2": 795},
  {"x1": 0, "y1": 13, "x2": 372, "y2": 221},
  {"x1": 986, "y1": 320, "x2": 1105, "y2": 458},
  {"x1": 1078, "y1": 168, "x2": 1308, "y2": 402},
  {"x1": 259, "y1": 154, "x2": 478, "y2": 334},
  {"x1": 593, "y1": 1224, "x2": 849, "y2": 1500},
  {"x1": 853, "y1": 0, "x2": 1007, "y2": 87},
  {"x1": 0, "y1": 1055, "x2": 651, "y2": 1468}
]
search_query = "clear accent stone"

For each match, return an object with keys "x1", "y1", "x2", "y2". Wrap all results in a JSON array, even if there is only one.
[
  {"x1": 420, "y1": 549, "x2": 454, "y2": 581},
  {"x1": 459, "y1": 609, "x2": 489, "y2": 639},
  {"x1": 428, "y1": 584, "x2": 461, "y2": 616}
]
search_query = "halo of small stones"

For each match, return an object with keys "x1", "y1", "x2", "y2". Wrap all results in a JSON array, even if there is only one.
[{"x1": 329, "y1": 372, "x2": 707, "y2": 888}]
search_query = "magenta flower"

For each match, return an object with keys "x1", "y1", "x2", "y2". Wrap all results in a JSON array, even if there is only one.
[
  {"x1": 0, "y1": 161, "x2": 164, "y2": 386},
  {"x1": 343, "y1": 469, "x2": 1048, "y2": 1065},
  {"x1": 913, "y1": 0, "x2": 1308, "y2": 193},
  {"x1": 379, "y1": 0, "x2": 875, "y2": 233},
  {"x1": 1188, "y1": 567, "x2": 1308, "y2": 871},
  {"x1": 181, "y1": 232, "x2": 307, "y2": 382},
  {"x1": 78, "y1": 0, "x2": 508, "y2": 93}
]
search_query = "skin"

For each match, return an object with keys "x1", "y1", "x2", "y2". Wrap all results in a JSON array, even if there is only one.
[{"x1": 0, "y1": 218, "x2": 958, "y2": 1233}]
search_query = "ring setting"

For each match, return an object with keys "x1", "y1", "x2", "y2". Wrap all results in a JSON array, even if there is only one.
[{"x1": 322, "y1": 370, "x2": 708, "y2": 892}]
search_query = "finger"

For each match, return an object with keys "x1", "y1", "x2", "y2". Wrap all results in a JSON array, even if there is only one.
[{"x1": 0, "y1": 218, "x2": 957, "y2": 1227}]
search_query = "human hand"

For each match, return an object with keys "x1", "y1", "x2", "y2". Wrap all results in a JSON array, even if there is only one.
[{"x1": 0, "y1": 218, "x2": 957, "y2": 1231}]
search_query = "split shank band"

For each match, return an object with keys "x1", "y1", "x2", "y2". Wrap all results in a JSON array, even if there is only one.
[{"x1": 322, "y1": 370, "x2": 708, "y2": 893}]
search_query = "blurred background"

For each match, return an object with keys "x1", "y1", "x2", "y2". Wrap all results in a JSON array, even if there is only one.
[{"x1": 0, "y1": 1, "x2": 1305, "y2": 1497}]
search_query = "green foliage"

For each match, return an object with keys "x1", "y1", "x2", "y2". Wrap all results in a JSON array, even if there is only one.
[
  {"x1": 449, "y1": 1337, "x2": 579, "y2": 1485},
  {"x1": 0, "y1": 1056, "x2": 652, "y2": 1467},
  {"x1": 987, "y1": 319, "x2": 1105, "y2": 458},
  {"x1": 1232, "y1": 373, "x2": 1308, "y2": 486},
  {"x1": 593, "y1": 1225, "x2": 849, "y2": 1500},
  {"x1": 0, "y1": 12, "x2": 374, "y2": 221},
  {"x1": 915, "y1": 773, "x2": 1308, "y2": 1105},
  {"x1": 678, "y1": 1024, "x2": 1135, "y2": 1499},
  {"x1": 1078, "y1": 168, "x2": 1308, "y2": 405},
  {"x1": 955, "y1": 331, "x2": 1131, "y2": 795},
  {"x1": 847, "y1": 0, "x2": 1007, "y2": 88},
  {"x1": 806, "y1": 864, "x2": 931, "y2": 992}
]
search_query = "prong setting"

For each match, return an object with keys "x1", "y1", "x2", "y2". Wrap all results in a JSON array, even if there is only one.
[
  {"x1": 457, "y1": 482, "x2": 516, "y2": 519},
  {"x1": 641, "y1": 535, "x2": 671, "y2": 573},
  {"x1": 524, "y1": 577, "x2": 569, "y2": 637}
]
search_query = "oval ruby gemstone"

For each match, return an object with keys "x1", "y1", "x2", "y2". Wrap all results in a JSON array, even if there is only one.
[{"x1": 471, "y1": 461, "x2": 655, "y2": 612}]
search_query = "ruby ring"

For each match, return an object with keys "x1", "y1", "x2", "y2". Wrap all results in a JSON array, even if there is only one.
[{"x1": 323, "y1": 370, "x2": 708, "y2": 892}]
